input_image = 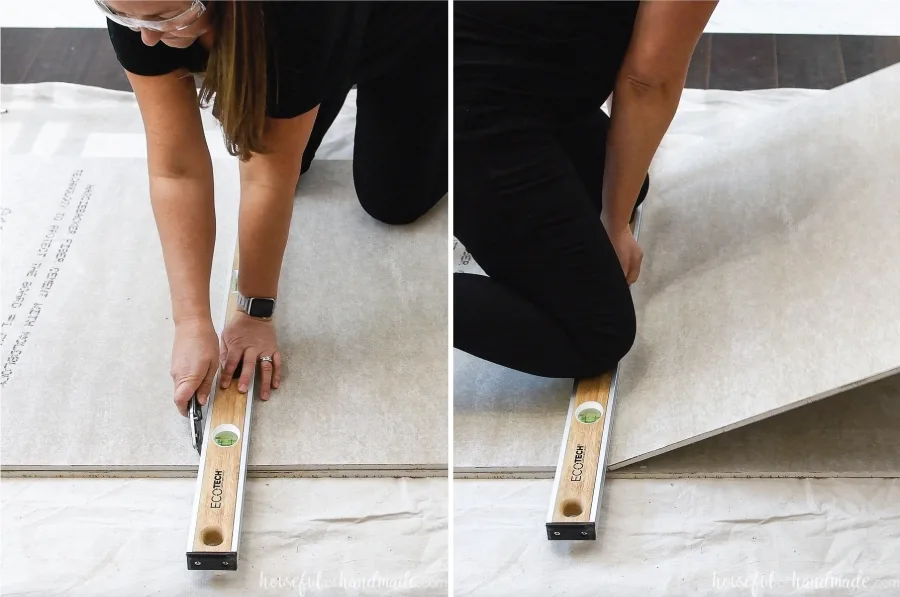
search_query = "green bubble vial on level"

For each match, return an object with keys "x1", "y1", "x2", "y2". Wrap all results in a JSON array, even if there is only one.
[
  {"x1": 577, "y1": 408, "x2": 603, "y2": 424},
  {"x1": 214, "y1": 430, "x2": 239, "y2": 447}
]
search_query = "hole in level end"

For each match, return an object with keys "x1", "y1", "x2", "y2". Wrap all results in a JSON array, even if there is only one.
[
  {"x1": 561, "y1": 499, "x2": 583, "y2": 518},
  {"x1": 200, "y1": 526, "x2": 224, "y2": 546}
]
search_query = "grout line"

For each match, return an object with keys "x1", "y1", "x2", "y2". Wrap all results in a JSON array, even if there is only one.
[
  {"x1": 705, "y1": 34, "x2": 712, "y2": 89},
  {"x1": 17, "y1": 29, "x2": 51, "y2": 84},
  {"x1": 836, "y1": 35, "x2": 848, "y2": 84},
  {"x1": 772, "y1": 34, "x2": 780, "y2": 88}
]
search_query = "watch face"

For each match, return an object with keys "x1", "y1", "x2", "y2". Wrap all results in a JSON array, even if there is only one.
[{"x1": 247, "y1": 298, "x2": 274, "y2": 318}]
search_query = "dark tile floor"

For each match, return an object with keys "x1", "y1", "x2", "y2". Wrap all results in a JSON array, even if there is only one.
[
  {"x1": 2, "y1": 28, "x2": 131, "y2": 91},
  {"x1": 2, "y1": 29, "x2": 899, "y2": 92},
  {"x1": 692, "y1": 33, "x2": 900, "y2": 90}
]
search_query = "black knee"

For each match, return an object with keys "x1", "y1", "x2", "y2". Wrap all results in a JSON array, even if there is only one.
[
  {"x1": 576, "y1": 308, "x2": 637, "y2": 378},
  {"x1": 358, "y1": 194, "x2": 424, "y2": 225},
  {"x1": 356, "y1": 187, "x2": 438, "y2": 226},
  {"x1": 608, "y1": 310, "x2": 637, "y2": 363}
]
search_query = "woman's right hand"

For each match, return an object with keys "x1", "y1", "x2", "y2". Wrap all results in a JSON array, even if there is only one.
[{"x1": 171, "y1": 317, "x2": 220, "y2": 416}]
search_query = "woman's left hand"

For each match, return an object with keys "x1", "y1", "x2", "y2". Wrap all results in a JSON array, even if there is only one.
[{"x1": 219, "y1": 312, "x2": 283, "y2": 400}]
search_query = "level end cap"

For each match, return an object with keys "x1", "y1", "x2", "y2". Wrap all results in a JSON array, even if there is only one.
[
  {"x1": 546, "y1": 522, "x2": 596, "y2": 541},
  {"x1": 187, "y1": 551, "x2": 238, "y2": 571}
]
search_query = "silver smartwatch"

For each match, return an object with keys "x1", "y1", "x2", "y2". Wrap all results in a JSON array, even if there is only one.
[{"x1": 237, "y1": 292, "x2": 276, "y2": 320}]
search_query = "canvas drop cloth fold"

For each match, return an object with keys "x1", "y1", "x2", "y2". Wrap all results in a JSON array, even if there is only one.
[
  {"x1": 454, "y1": 478, "x2": 900, "y2": 596},
  {"x1": 1, "y1": 477, "x2": 448, "y2": 596}
]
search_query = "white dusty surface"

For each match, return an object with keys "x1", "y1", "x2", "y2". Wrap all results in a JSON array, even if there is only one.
[
  {"x1": 0, "y1": 477, "x2": 448, "y2": 596},
  {"x1": 613, "y1": 65, "x2": 900, "y2": 467},
  {"x1": 0, "y1": 84, "x2": 447, "y2": 473},
  {"x1": 455, "y1": 478, "x2": 900, "y2": 596},
  {"x1": 455, "y1": 70, "x2": 900, "y2": 473}
]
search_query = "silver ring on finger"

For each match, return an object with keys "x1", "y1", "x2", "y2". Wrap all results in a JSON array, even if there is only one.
[{"x1": 258, "y1": 355, "x2": 273, "y2": 364}]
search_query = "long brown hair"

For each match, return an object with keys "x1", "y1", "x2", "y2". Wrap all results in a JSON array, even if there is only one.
[{"x1": 199, "y1": 1, "x2": 269, "y2": 161}]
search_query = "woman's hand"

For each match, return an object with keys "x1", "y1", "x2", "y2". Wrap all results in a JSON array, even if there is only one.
[
  {"x1": 605, "y1": 224, "x2": 643, "y2": 285},
  {"x1": 171, "y1": 318, "x2": 220, "y2": 416},
  {"x1": 219, "y1": 312, "x2": 282, "y2": 400}
]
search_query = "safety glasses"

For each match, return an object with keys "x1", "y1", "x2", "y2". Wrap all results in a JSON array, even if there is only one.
[{"x1": 94, "y1": 0, "x2": 206, "y2": 32}]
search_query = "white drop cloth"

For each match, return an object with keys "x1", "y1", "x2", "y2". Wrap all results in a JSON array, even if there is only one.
[
  {"x1": 455, "y1": 478, "x2": 900, "y2": 597},
  {"x1": 1, "y1": 477, "x2": 448, "y2": 596}
]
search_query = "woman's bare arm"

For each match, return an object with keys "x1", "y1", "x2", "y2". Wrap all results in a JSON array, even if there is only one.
[
  {"x1": 215, "y1": 109, "x2": 318, "y2": 394},
  {"x1": 236, "y1": 108, "x2": 319, "y2": 300},
  {"x1": 602, "y1": 1, "x2": 718, "y2": 232},
  {"x1": 128, "y1": 70, "x2": 216, "y2": 325}
]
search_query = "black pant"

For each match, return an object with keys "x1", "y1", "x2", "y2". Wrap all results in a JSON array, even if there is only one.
[
  {"x1": 454, "y1": 1, "x2": 644, "y2": 379},
  {"x1": 302, "y1": 3, "x2": 448, "y2": 225}
]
